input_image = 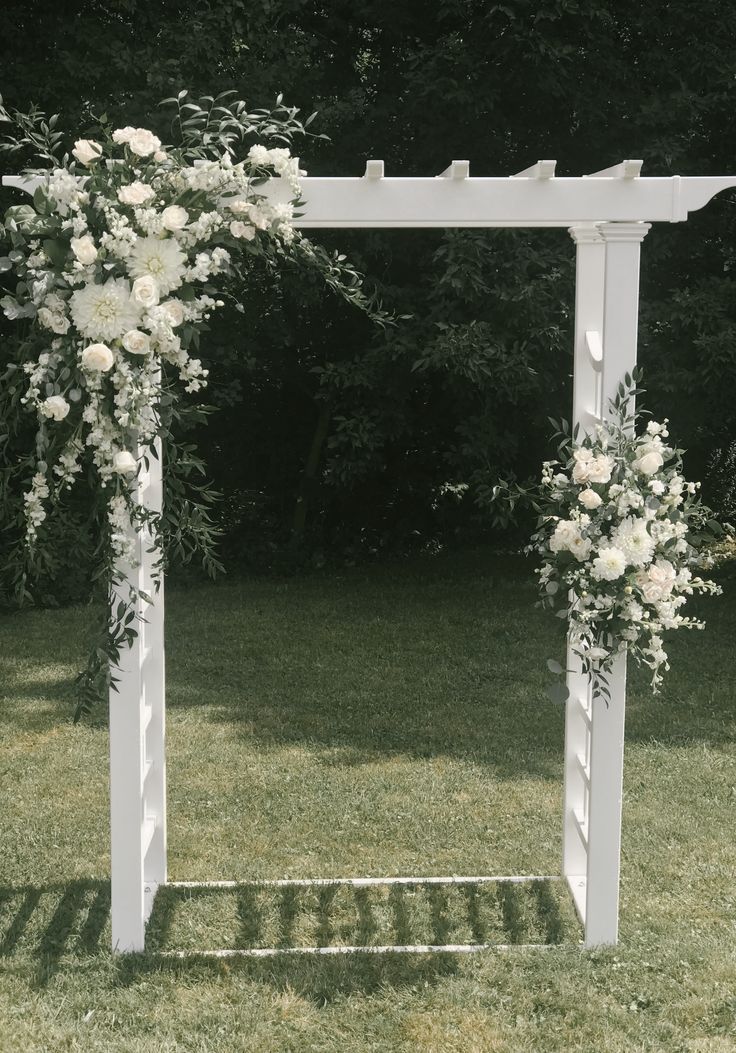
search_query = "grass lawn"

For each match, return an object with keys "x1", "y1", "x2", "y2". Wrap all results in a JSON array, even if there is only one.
[{"x1": 0, "y1": 549, "x2": 734, "y2": 1052}]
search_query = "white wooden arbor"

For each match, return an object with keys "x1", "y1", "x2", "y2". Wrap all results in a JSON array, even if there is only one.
[{"x1": 5, "y1": 159, "x2": 736, "y2": 955}]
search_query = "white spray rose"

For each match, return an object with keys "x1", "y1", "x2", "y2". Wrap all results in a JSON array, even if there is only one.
[
  {"x1": 122, "y1": 330, "x2": 151, "y2": 355},
  {"x1": 37, "y1": 307, "x2": 69, "y2": 334},
  {"x1": 70, "y1": 235, "x2": 98, "y2": 265},
  {"x1": 72, "y1": 139, "x2": 102, "y2": 165},
  {"x1": 41, "y1": 395, "x2": 70, "y2": 421},
  {"x1": 159, "y1": 300, "x2": 185, "y2": 327},
  {"x1": 131, "y1": 275, "x2": 160, "y2": 308},
  {"x1": 229, "y1": 220, "x2": 256, "y2": 240},
  {"x1": 153, "y1": 150, "x2": 168, "y2": 163},
  {"x1": 81, "y1": 342, "x2": 114, "y2": 372},
  {"x1": 161, "y1": 205, "x2": 188, "y2": 231},
  {"x1": 113, "y1": 450, "x2": 138, "y2": 475},
  {"x1": 578, "y1": 488, "x2": 603, "y2": 510},
  {"x1": 118, "y1": 182, "x2": 156, "y2": 206},
  {"x1": 113, "y1": 126, "x2": 162, "y2": 156}
]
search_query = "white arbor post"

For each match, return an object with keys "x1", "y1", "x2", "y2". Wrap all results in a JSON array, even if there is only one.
[
  {"x1": 563, "y1": 222, "x2": 650, "y2": 947},
  {"x1": 109, "y1": 437, "x2": 167, "y2": 952}
]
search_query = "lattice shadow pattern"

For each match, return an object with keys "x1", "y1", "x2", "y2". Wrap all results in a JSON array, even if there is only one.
[{"x1": 146, "y1": 878, "x2": 581, "y2": 956}]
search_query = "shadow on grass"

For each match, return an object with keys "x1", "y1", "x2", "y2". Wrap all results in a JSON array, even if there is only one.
[
  {"x1": 0, "y1": 880, "x2": 110, "y2": 987},
  {"x1": 0, "y1": 875, "x2": 579, "y2": 999}
]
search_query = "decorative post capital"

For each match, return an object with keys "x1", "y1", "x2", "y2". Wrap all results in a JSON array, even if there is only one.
[
  {"x1": 598, "y1": 221, "x2": 651, "y2": 243},
  {"x1": 568, "y1": 224, "x2": 605, "y2": 245}
]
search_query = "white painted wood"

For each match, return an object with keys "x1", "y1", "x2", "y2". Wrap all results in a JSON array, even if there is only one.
[
  {"x1": 7, "y1": 171, "x2": 736, "y2": 226},
  {"x1": 108, "y1": 458, "x2": 150, "y2": 953},
  {"x1": 169, "y1": 874, "x2": 559, "y2": 889},
  {"x1": 108, "y1": 435, "x2": 166, "y2": 953},
  {"x1": 162, "y1": 942, "x2": 561, "y2": 958},
  {"x1": 565, "y1": 221, "x2": 649, "y2": 948},
  {"x1": 586, "y1": 159, "x2": 643, "y2": 180},
  {"x1": 511, "y1": 160, "x2": 556, "y2": 179},
  {"x1": 141, "y1": 436, "x2": 167, "y2": 905}
]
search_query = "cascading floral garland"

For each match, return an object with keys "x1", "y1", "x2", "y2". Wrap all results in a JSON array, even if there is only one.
[
  {"x1": 0, "y1": 92, "x2": 388, "y2": 715},
  {"x1": 528, "y1": 371, "x2": 725, "y2": 701}
]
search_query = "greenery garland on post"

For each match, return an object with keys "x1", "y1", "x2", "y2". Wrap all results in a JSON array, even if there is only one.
[{"x1": 0, "y1": 90, "x2": 390, "y2": 717}]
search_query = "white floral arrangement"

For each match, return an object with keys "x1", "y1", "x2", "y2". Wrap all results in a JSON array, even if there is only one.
[
  {"x1": 529, "y1": 374, "x2": 724, "y2": 698},
  {"x1": 3, "y1": 123, "x2": 304, "y2": 565},
  {"x1": 0, "y1": 92, "x2": 387, "y2": 713}
]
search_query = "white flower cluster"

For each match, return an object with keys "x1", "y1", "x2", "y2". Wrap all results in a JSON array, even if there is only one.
[
  {"x1": 6, "y1": 125, "x2": 302, "y2": 552},
  {"x1": 532, "y1": 411, "x2": 722, "y2": 692}
]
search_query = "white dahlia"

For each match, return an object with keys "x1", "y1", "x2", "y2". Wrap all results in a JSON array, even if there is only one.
[
  {"x1": 70, "y1": 278, "x2": 141, "y2": 341},
  {"x1": 127, "y1": 237, "x2": 186, "y2": 294},
  {"x1": 611, "y1": 515, "x2": 655, "y2": 567}
]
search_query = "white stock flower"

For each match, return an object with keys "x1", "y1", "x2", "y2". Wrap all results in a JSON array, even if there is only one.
[
  {"x1": 633, "y1": 450, "x2": 664, "y2": 476},
  {"x1": 40, "y1": 395, "x2": 70, "y2": 421},
  {"x1": 70, "y1": 234, "x2": 98, "y2": 265},
  {"x1": 72, "y1": 139, "x2": 102, "y2": 165},
  {"x1": 113, "y1": 450, "x2": 137, "y2": 475},
  {"x1": 113, "y1": 126, "x2": 162, "y2": 157},
  {"x1": 128, "y1": 236, "x2": 186, "y2": 293},
  {"x1": 247, "y1": 144, "x2": 271, "y2": 167},
  {"x1": 578, "y1": 488, "x2": 603, "y2": 510},
  {"x1": 118, "y1": 182, "x2": 156, "y2": 206},
  {"x1": 70, "y1": 278, "x2": 141, "y2": 341},
  {"x1": 161, "y1": 205, "x2": 188, "y2": 231},
  {"x1": 122, "y1": 330, "x2": 151, "y2": 355},
  {"x1": 81, "y1": 342, "x2": 114, "y2": 372},
  {"x1": 591, "y1": 547, "x2": 627, "y2": 581},
  {"x1": 230, "y1": 220, "x2": 256, "y2": 240},
  {"x1": 131, "y1": 275, "x2": 160, "y2": 308},
  {"x1": 612, "y1": 516, "x2": 655, "y2": 567}
]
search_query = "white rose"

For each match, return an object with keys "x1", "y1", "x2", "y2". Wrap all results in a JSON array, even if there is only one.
[
  {"x1": 647, "y1": 559, "x2": 676, "y2": 596},
  {"x1": 634, "y1": 451, "x2": 664, "y2": 476},
  {"x1": 117, "y1": 182, "x2": 155, "y2": 206},
  {"x1": 587, "y1": 455, "x2": 614, "y2": 484},
  {"x1": 230, "y1": 220, "x2": 256, "y2": 241},
  {"x1": 112, "y1": 126, "x2": 136, "y2": 144},
  {"x1": 81, "y1": 342, "x2": 114, "y2": 372},
  {"x1": 70, "y1": 234, "x2": 98, "y2": 265},
  {"x1": 127, "y1": 128, "x2": 162, "y2": 157},
  {"x1": 122, "y1": 330, "x2": 151, "y2": 355},
  {"x1": 72, "y1": 139, "x2": 102, "y2": 165},
  {"x1": 159, "y1": 299, "x2": 185, "y2": 327},
  {"x1": 131, "y1": 275, "x2": 160, "y2": 307},
  {"x1": 41, "y1": 395, "x2": 70, "y2": 421},
  {"x1": 113, "y1": 450, "x2": 137, "y2": 475},
  {"x1": 161, "y1": 205, "x2": 188, "y2": 231},
  {"x1": 578, "y1": 488, "x2": 603, "y2": 510},
  {"x1": 153, "y1": 150, "x2": 168, "y2": 163}
]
